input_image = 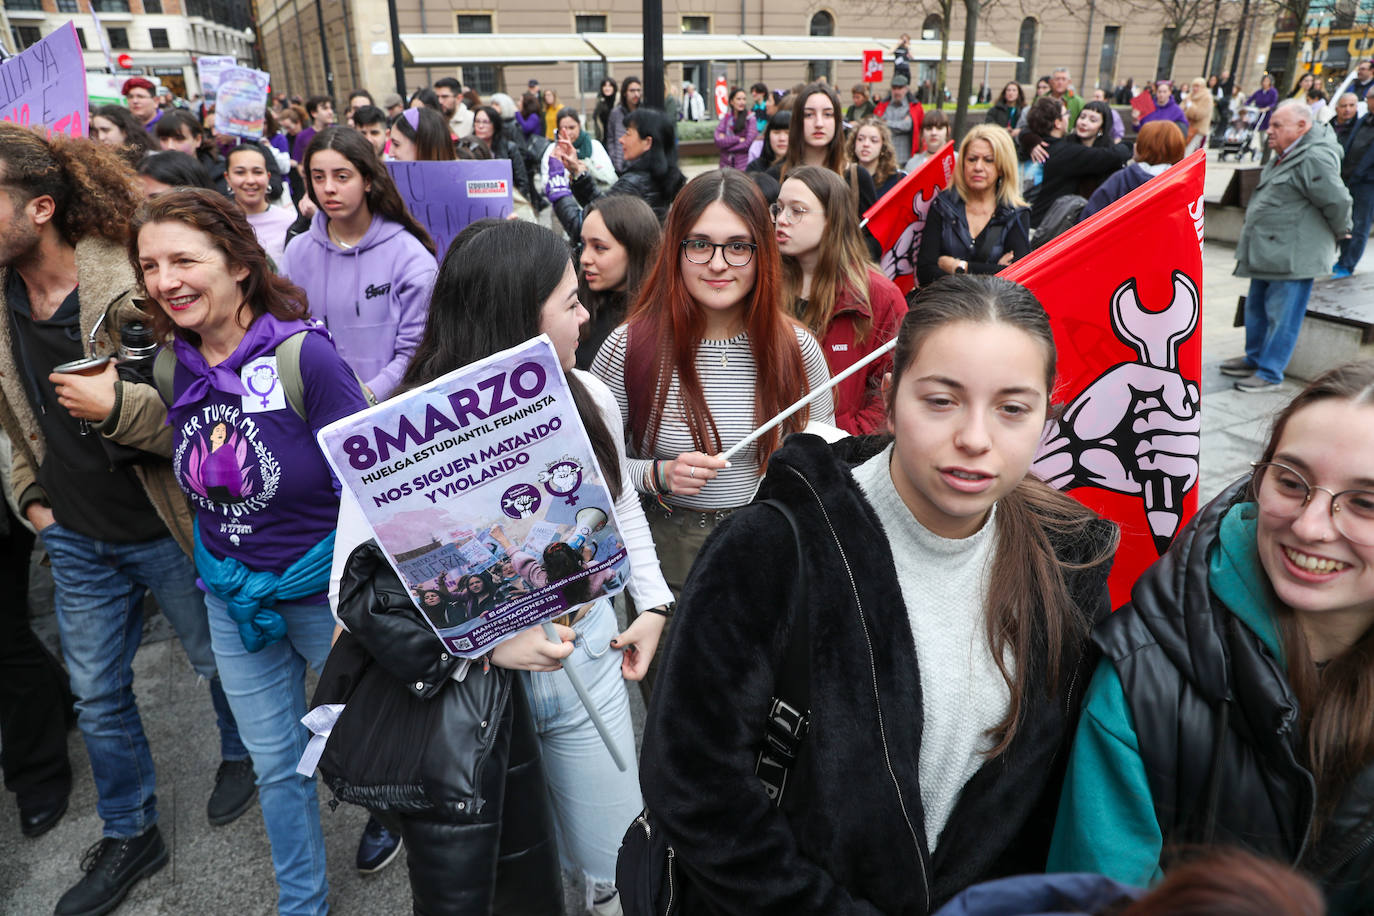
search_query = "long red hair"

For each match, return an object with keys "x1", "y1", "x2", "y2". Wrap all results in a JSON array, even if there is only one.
[{"x1": 623, "y1": 169, "x2": 810, "y2": 469}]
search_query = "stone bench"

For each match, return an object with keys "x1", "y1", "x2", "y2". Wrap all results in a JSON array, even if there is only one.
[{"x1": 1286, "y1": 274, "x2": 1374, "y2": 380}]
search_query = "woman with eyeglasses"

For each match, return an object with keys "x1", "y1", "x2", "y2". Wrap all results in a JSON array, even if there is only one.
[
  {"x1": 1049, "y1": 361, "x2": 1374, "y2": 914},
  {"x1": 775, "y1": 166, "x2": 906, "y2": 435},
  {"x1": 590, "y1": 169, "x2": 834, "y2": 684}
]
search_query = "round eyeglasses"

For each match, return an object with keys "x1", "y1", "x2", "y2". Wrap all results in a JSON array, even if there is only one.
[
  {"x1": 1251, "y1": 461, "x2": 1374, "y2": 546},
  {"x1": 680, "y1": 239, "x2": 757, "y2": 267}
]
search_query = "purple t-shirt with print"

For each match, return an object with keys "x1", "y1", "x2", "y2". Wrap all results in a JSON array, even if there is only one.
[{"x1": 168, "y1": 327, "x2": 368, "y2": 575}]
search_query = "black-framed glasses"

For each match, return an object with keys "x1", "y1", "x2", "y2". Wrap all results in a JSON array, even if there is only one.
[
  {"x1": 1251, "y1": 461, "x2": 1374, "y2": 546},
  {"x1": 680, "y1": 239, "x2": 757, "y2": 267}
]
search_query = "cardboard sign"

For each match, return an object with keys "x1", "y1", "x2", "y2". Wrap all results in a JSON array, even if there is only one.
[
  {"x1": 215, "y1": 65, "x2": 269, "y2": 139},
  {"x1": 0, "y1": 23, "x2": 88, "y2": 137},
  {"x1": 196, "y1": 55, "x2": 236, "y2": 105},
  {"x1": 862, "y1": 141, "x2": 955, "y2": 293},
  {"x1": 1004, "y1": 150, "x2": 1207, "y2": 607},
  {"x1": 318, "y1": 336, "x2": 630, "y2": 656},
  {"x1": 863, "y1": 50, "x2": 885, "y2": 83},
  {"x1": 386, "y1": 159, "x2": 514, "y2": 260}
]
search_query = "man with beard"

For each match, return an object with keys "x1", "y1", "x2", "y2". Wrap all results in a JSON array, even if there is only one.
[
  {"x1": 0, "y1": 125, "x2": 252, "y2": 915},
  {"x1": 434, "y1": 76, "x2": 474, "y2": 139}
]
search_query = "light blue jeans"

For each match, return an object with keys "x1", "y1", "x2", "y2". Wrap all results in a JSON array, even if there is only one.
[
  {"x1": 204, "y1": 590, "x2": 334, "y2": 916},
  {"x1": 521, "y1": 598, "x2": 641, "y2": 888}
]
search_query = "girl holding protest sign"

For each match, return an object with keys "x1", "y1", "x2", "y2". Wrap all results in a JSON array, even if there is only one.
[
  {"x1": 132, "y1": 188, "x2": 371, "y2": 915},
  {"x1": 637, "y1": 275, "x2": 1116, "y2": 914},
  {"x1": 1049, "y1": 362, "x2": 1374, "y2": 913},
  {"x1": 330, "y1": 219, "x2": 674, "y2": 915},
  {"x1": 279, "y1": 127, "x2": 437, "y2": 401},
  {"x1": 775, "y1": 166, "x2": 906, "y2": 436}
]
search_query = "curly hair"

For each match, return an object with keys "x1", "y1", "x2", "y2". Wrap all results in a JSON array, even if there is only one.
[
  {"x1": 0, "y1": 123, "x2": 140, "y2": 246},
  {"x1": 847, "y1": 116, "x2": 900, "y2": 187},
  {"x1": 127, "y1": 188, "x2": 310, "y2": 346}
]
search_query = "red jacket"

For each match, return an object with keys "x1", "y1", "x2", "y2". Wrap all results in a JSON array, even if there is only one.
[{"x1": 818, "y1": 268, "x2": 908, "y2": 435}]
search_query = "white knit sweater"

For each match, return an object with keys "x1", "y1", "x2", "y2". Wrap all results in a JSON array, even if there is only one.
[{"x1": 852, "y1": 445, "x2": 1010, "y2": 850}]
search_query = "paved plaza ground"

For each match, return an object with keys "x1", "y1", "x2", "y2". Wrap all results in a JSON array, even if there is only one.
[{"x1": 0, "y1": 154, "x2": 1321, "y2": 915}]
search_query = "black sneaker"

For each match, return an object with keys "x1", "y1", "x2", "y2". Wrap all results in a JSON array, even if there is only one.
[
  {"x1": 55, "y1": 827, "x2": 167, "y2": 916},
  {"x1": 355, "y1": 815, "x2": 403, "y2": 874},
  {"x1": 207, "y1": 758, "x2": 257, "y2": 826}
]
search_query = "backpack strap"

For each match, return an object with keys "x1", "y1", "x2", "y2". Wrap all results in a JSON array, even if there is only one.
[
  {"x1": 152, "y1": 347, "x2": 178, "y2": 407},
  {"x1": 275, "y1": 330, "x2": 310, "y2": 422},
  {"x1": 754, "y1": 498, "x2": 811, "y2": 807}
]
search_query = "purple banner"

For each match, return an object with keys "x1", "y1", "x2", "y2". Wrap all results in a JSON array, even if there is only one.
[
  {"x1": 0, "y1": 23, "x2": 88, "y2": 137},
  {"x1": 386, "y1": 159, "x2": 514, "y2": 260}
]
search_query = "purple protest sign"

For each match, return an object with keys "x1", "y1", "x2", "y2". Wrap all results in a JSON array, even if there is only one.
[
  {"x1": 0, "y1": 23, "x2": 88, "y2": 137},
  {"x1": 385, "y1": 159, "x2": 514, "y2": 260}
]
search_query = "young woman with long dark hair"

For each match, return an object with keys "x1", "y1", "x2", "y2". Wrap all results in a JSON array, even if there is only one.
[
  {"x1": 640, "y1": 275, "x2": 1116, "y2": 914},
  {"x1": 848, "y1": 116, "x2": 906, "y2": 197},
  {"x1": 593, "y1": 77, "x2": 618, "y2": 142},
  {"x1": 769, "y1": 82, "x2": 878, "y2": 217},
  {"x1": 331, "y1": 220, "x2": 675, "y2": 915},
  {"x1": 575, "y1": 195, "x2": 661, "y2": 369},
  {"x1": 590, "y1": 169, "x2": 835, "y2": 602},
  {"x1": 89, "y1": 104, "x2": 157, "y2": 166},
  {"x1": 746, "y1": 109, "x2": 791, "y2": 175},
  {"x1": 987, "y1": 81, "x2": 1028, "y2": 135},
  {"x1": 388, "y1": 107, "x2": 455, "y2": 161},
  {"x1": 278, "y1": 127, "x2": 436, "y2": 401},
  {"x1": 715, "y1": 86, "x2": 759, "y2": 170},
  {"x1": 775, "y1": 165, "x2": 906, "y2": 434},
  {"x1": 536, "y1": 107, "x2": 617, "y2": 209},
  {"x1": 1050, "y1": 362, "x2": 1374, "y2": 914}
]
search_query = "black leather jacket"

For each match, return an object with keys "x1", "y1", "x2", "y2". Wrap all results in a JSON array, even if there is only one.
[
  {"x1": 314, "y1": 542, "x2": 562, "y2": 915},
  {"x1": 553, "y1": 160, "x2": 684, "y2": 238},
  {"x1": 1096, "y1": 482, "x2": 1374, "y2": 915}
]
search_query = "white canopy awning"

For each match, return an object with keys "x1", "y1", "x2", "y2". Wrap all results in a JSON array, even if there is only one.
[
  {"x1": 399, "y1": 33, "x2": 604, "y2": 65},
  {"x1": 580, "y1": 34, "x2": 767, "y2": 63},
  {"x1": 739, "y1": 36, "x2": 889, "y2": 62}
]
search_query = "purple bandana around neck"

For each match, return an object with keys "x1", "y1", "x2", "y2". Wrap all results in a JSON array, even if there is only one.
[{"x1": 169, "y1": 312, "x2": 325, "y2": 414}]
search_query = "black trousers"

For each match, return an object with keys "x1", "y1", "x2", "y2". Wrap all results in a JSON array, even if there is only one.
[{"x1": 0, "y1": 503, "x2": 73, "y2": 809}]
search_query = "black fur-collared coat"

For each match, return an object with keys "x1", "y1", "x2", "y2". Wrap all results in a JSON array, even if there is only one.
[{"x1": 640, "y1": 434, "x2": 1115, "y2": 915}]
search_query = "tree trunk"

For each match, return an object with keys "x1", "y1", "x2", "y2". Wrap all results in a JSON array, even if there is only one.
[
  {"x1": 955, "y1": 0, "x2": 979, "y2": 138},
  {"x1": 936, "y1": 0, "x2": 953, "y2": 109}
]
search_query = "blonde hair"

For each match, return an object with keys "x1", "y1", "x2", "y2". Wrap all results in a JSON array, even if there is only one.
[
  {"x1": 953, "y1": 124, "x2": 1026, "y2": 209},
  {"x1": 846, "y1": 117, "x2": 900, "y2": 187}
]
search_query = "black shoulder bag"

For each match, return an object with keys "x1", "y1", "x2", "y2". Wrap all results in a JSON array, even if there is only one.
[{"x1": 616, "y1": 499, "x2": 811, "y2": 916}]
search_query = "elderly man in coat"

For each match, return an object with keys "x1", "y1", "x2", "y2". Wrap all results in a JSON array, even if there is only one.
[{"x1": 1224, "y1": 99, "x2": 1352, "y2": 392}]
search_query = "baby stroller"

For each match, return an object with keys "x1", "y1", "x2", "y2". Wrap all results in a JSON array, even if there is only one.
[{"x1": 1219, "y1": 106, "x2": 1262, "y2": 161}]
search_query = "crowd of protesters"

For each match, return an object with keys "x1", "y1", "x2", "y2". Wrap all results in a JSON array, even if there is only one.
[{"x1": 0, "y1": 55, "x2": 1372, "y2": 916}]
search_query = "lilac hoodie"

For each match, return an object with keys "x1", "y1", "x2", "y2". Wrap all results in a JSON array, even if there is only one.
[{"x1": 278, "y1": 211, "x2": 436, "y2": 400}]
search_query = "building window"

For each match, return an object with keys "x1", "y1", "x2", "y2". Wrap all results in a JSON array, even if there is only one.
[
  {"x1": 1156, "y1": 27, "x2": 1178, "y2": 81},
  {"x1": 144, "y1": 0, "x2": 164, "y2": 11},
  {"x1": 808, "y1": 11, "x2": 834, "y2": 84},
  {"x1": 576, "y1": 15, "x2": 608, "y2": 94},
  {"x1": 1097, "y1": 25, "x2": 1120, "y2": 92},
  {"x1": 76, "y1": 28, "x2": 88, "y2": 49},
  {"x1": 12, "y1": 26, "x2": 43, "y2": 50},
  {"x1": 1016, "y1": 18, "x2": 1038, "y2": 84},
  {"x1": 150, "y1": 27, "x2": 170, "y2": 49},
  {"x1": 58, "y1": 0, "x2": 80, "y2": 12},
  {"x1": 93, "y1": 0, "x2": 133, "y2": 11},
  {"x1": 108, "y1": 27, "x2": 131, "y2": 50},
  {"x1": 681, "y1": 16, "x2": 710, "y2": 34},
  {"x1": 1210, "y1": 29, "x2": 1231, "y2": 76},
  {"x1": 8, "y1": 0, "x2": 43, "y2": 10},
  {"x1": 456, "y1": 14, "x2": 497, "y2": 95},
  {"x1": 922, "y1": 14, "x2": 942, "y2": 40}
]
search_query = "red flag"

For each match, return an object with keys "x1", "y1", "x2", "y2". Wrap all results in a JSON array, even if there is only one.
[
  {"x1": 863, "y1": 50, "x2": 884, "y2": 83},
  {"x1": 714, "y1": 76, "x2": 729, "y2": 119},
  {"x1": 861, "y1": 141, "x2": 954, "y2": 294},
  {"x1": 1003, "y1": 149, "x2": 1206, "y2": 608}
]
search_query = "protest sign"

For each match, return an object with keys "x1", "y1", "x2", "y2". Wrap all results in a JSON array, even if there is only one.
[
  {"x1": 318, "y1": 335, "x2": 630, "y2": 657},
  {"x1": 196, "y1": 55, "x2": 236, "y2": 105},
  {"x1": 1130, "y1": 92, "x2": 1156, "y2": 124},
  {"x1": 215, "y1": 65, "x2": 269, "y2": 139},
  {"x1": 386, "y1": 159, "x2": 514, "y2": 260},
  {"x1": 0, "y1": 23, "x2": 88, "y2": 137},
  {"x1": 861, "y1": 141, "x2": 954, "y2": 294},
  {"x1": 1003, "y1": 149, "x2": 1206, "y2": 607}
]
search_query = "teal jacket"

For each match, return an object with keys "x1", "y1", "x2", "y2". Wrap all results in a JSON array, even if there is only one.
[{"x1": 1047, "y1": 502, "x2": 1283, "y2": 883}]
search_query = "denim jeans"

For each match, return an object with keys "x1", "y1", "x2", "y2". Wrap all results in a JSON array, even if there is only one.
[
  {"x1": 204, "y1": 590, "x2": 333, "y2": 916},
  {"x1": 521, "y1": 598, "x2": 640, "y2": 887},
  {"x1": 1337, "y1": 181, "x2": 1374, "y2": 272},
  {"x1": 1243, "y1": 277, "x2": 1315, "y2": 383},
  {"x1": 39, "y1": 523, "x2": 246, "y2": 838}
]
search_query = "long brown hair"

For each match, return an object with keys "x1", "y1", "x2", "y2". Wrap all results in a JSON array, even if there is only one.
[
  {"x1": 128, "y1": 188, "x2": 310, "y2": 346},
  {"x1": 780, "y1": 83, "x2": 851, "y2": 182},
  {"x1": 1258, "y1": 362, "x2": 1374, "y2": 827},
  {"x1": 1120, "y1": 848, "x2": 1324, "y2": 916},
  {"x1": 887, "y1": 275, "x2": 1118, "y2": 756},
  {"x1": 778, "y1": 166, "x2": 874, "y2": 343},
  {"x1": 0, "y1": 123, "x2": 140, "y2": 247},
  {"x1": 846, "y1": 116, "x2": 899, "y2": 187},
  {"x1": 579, "y1": 195, "x2": 661, "y2": 328},
  {"x1": 622, "y1": 169, "x2": 810, "y2": 469},
  {"x1": 303, "y1": 126, "x2": 436, "y2": 255}
]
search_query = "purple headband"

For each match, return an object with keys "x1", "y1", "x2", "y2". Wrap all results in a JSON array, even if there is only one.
[{"x1": 403, "y1": 108, "x2": 422, "y2": 131}]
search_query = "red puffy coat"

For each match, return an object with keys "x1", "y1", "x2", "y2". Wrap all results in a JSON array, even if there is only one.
[{"x1": 817, "y1": 268, "x2": 907, "y2": 435}]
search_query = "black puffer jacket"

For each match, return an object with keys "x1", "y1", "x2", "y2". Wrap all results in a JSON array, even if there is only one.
[
  {"x1": 641, "y1": 434, "x2": 1115, "y2": 914},
  {"x1": 1096, "y1": 482, "x2": 1374, "y2": 915},
  {"x1": 553, "y1": 159, "x2": 685, "y2": 237},
  {"x1": 314, "y1": 542, "x2": 562, "y2": 916}
]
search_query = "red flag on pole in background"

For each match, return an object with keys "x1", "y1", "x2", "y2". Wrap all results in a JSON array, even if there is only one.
[
  {"x1": 714, "y1": 76, "x2": 729, "y2": 118},
  {"x1": 861, "y1": 141, "x2": 955, "y2": 294},
  {"x1": 1003, "y1": 149, "x2": 1207, "y2": 608},
  {"x1": 863, "y1": 50, "x2": 884, "y2": 83}
]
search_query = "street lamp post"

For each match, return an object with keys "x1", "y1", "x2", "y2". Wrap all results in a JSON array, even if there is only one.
[
  {"x1": 643, "y1": 0, "x2": 665, "y2": 108},
  {"x1": 386, "y1": 0, "x2": 406, "y2": 97},
  {"x1": 313, "y1": 0, "x2": 334, "y2": 101}
]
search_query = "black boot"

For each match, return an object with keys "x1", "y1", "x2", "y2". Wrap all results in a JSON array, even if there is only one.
[{"x1": 54, "y1": 826, "x2": 167, "y2": 916}]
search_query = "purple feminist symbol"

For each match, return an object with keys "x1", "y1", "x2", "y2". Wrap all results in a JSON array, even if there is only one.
[
  {"x1": 501, "y1": 483, "x2": 542, "y2": 519},
  {"x1": 539, "y1": 459, "x2": 583, "y2": 506},
  {"x1": 245, "y1": 363, "x2": 279, "y2": 408}
]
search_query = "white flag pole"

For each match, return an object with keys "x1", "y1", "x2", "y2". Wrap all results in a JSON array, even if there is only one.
[{"x1": 720, "y1": 336, "x2": 898, "y2": 462}]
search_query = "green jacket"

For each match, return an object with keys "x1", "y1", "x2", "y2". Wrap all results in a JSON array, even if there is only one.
[
  {"x1": 1235, "y1": 123, "x2": 1353, "y2": 280},
  {"x1": 1046, "y1": 503, "x2": 1282, "y2": 885}
]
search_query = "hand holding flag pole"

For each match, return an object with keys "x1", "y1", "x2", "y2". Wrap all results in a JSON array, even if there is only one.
[{"x1": 542, "y1": 622, "x2": 629, "y2": 771}]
